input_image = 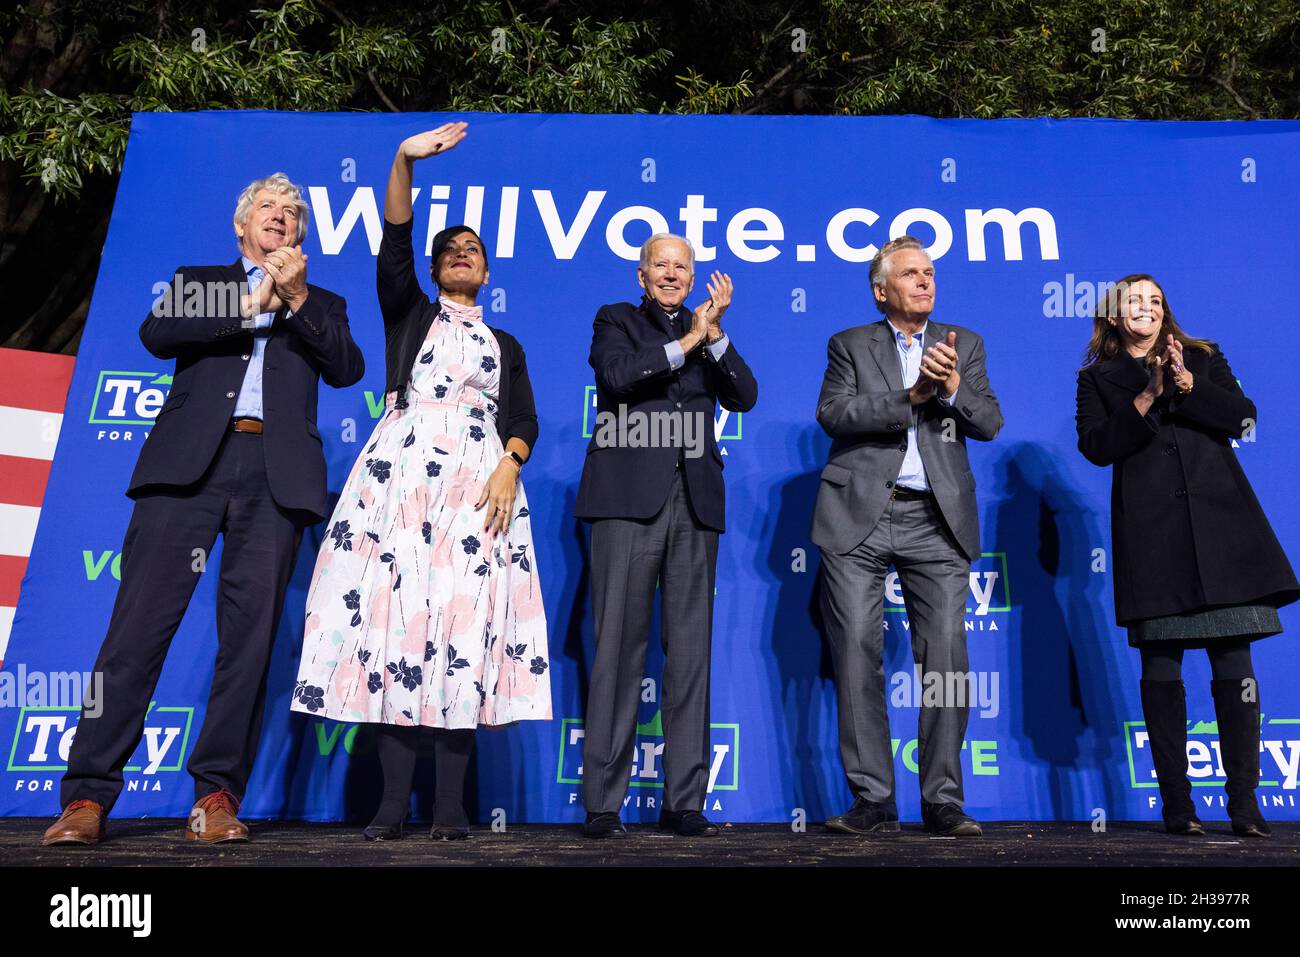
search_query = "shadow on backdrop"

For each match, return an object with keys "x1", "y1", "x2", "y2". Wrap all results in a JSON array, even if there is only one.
[{"x1": 990, "y1": 440, "x2": 1126, "y2": 821}]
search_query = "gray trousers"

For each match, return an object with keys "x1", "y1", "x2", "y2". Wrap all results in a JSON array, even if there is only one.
[
  {"x1": 582, "y1": 469, "x2": 719, "y2": 814},
  {"x1": 819, "y1": 493, "x2": 971, "y2": 808}
]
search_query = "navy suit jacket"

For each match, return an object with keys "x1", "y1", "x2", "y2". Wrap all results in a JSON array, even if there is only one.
[
  {"x1": 574, "y1": 295, "x2": 757, "y2": 533},
  {"x1": 131, "y1": 261, "x2": 365, "y2": 522}
]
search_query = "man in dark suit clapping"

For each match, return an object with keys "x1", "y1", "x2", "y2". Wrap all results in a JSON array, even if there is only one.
[
  {"x1": 576, "y1": 234, "x2": 757, "y2": 837},
  {"x1": 813, "y1": 236, "x2": 1002, "y2": 837},
  {"x1": 42, "y1": 173, "x2": 364, "y2": 847}
]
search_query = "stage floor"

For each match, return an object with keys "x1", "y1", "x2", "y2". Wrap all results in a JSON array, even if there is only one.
[{"x1": 3, "y1": 819, "x2": 1298, "y2": 867}]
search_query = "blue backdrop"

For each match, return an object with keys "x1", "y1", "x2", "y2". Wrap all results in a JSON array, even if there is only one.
[{"x1": 4, "y1": 112, "x2": 1299, "y2": 824}]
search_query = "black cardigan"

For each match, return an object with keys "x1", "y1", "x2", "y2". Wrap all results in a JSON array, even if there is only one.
[{"x1": 376, "y1": 217, "x2": 538, "y2": 450}]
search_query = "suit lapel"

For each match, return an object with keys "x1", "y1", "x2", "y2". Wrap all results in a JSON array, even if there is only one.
[
  {"x1": 640, "y1": 295, "x2": 677, "y2": 339},
  {"x1": 1098, "y1": 353, "x2": 1151, "y2": 394},
  {"x1": 925, "y1": 319, "x2": 948, "y2": 355},
  {"x1": 867, "y1": 320, "x2": 904, "y2": 391},
  {"x1": 226, "y1": 259, "x2": 262, "y2": 334},
  {"x1": 267, "y1": 305, "x2": 289, "y2": 351},
  {"x1": 230, "y1": 257, "x2": 261, "y2": 323}
]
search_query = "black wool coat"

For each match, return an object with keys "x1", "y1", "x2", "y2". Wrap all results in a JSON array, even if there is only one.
[{"x1": 1075, "y1": 344, "x2": 1299, "y2": 626}]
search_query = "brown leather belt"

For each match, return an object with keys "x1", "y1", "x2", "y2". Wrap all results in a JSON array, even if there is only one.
[{"x1": 231, "y1": 418, "x2": 263, "y2": 434}]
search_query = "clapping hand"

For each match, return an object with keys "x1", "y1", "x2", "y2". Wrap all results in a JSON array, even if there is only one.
[
  {"x1": 909, "y1": 372, "x2": 937, "y2": 406},
  {"x1": 920, "y1": 331, "x2": 960, "y2": 397},
  {"x1": 684, "y1": 271, "x2": 734, "y2": 351},
  {"x1": 702, "y1": 271, "x2": 732, "y2": 340},
  {"x1": 262, "y1": 245, "x2": 309, "y2": 312},
  {"x1": 1163, "y1": 334, "x2": 1193, "y2": 393},
  {"x1": 242, "y1": 272, "x2": 283, "y2": 319},
  {"x1": 241, "y1": 249, "x2": 304, "y2": 317},
  {"x1": 1143, "y1": 348, "x2": 1168, "y2": 400}
]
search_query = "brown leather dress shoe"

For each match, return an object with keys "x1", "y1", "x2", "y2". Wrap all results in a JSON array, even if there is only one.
[
  {"x1": 42, "y1": 799, "x2": 107, "y2": 846},
  {"x1": 185, "y1": 789, "x2": 250, "y2": 843}
]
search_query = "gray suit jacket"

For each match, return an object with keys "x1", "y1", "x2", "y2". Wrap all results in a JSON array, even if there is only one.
[{"x1": 810, "y1": 318, "x2": 1003, "y2": 558}]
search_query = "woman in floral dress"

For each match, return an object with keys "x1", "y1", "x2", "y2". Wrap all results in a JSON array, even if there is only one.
[{"x1": 291, "y1": 122, "x2": 551, "y2": 839}]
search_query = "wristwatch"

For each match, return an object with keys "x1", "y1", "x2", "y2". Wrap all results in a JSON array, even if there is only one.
[{"x1": 505, "y1": 451, "x2": 524, "y2": 468}]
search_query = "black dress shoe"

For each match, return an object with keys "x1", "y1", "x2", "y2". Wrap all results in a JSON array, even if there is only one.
[
  {"x1": 582, "y1": 812, "x2": 627, "y2": 838},
  {"x1": 659, "y1": 809, "x2": 719, "y2": 837},
  {"x1": 429, "y1": 823, "x2": 470, "y2": 841},
  {"x1": 362, "y1": 821, "x2": 405, "y2": 841},
  {"x1": 922, "y1": 801, "x2": 982, "y2": 836},
  {"x1": 825, "y1": 797, "x2": 900, "y2": 835}
]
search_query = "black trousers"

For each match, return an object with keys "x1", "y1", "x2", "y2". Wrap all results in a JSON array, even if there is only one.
[
  {"x1": 582, "y1": 469, "x2": 719, "y2": 814},
  {"x1": 61, "y1": 429, "x2": 305, "y2": 811}
]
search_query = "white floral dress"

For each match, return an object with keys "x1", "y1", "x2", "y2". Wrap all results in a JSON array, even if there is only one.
[{"x1": 291, "y1": 297, "x2": 551, "y2": 728}]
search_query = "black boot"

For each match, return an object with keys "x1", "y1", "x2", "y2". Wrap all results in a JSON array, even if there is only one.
[
  {"x1": 1139, "y1": 680, "x2": 1204, "y2": 836},
  {"x1": 364, "y1": 725, "x2": 418, "y2": 841},
  {"x1": 1210, "y1": 678, "x2": 1270, "y2": 838},
  {"x1": 430, "y1": 729, "x2": 474, "y2": 841}
]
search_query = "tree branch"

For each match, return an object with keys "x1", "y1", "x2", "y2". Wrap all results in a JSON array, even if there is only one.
[
  {"x1": 316, "y1": 0, "x2": 401, "y2": 111},
  {"x1": 1208, "y1": 57, "x2": 1262, "y2": 119}
]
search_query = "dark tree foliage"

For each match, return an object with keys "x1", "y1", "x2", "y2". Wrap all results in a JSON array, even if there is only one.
[{"x1": 3, "y1": 0, "x2": 1297, "y2": 352}]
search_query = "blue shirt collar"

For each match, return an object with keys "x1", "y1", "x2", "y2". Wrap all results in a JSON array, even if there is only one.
[{"x1": 886, "y1": 317, "x2": 928, "y2": 347}]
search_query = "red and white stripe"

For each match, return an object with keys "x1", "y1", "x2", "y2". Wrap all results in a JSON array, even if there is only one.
[{"x1": 0, "y1": 347, "x2": 75, "y2": 667}]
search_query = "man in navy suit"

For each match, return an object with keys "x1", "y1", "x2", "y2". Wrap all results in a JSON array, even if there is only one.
[
  {"x1": 575, "y1": 233, "x2": 757, "y2": 837},
  {"x1": 42, "y1": 173, "x2": 364, "y2": 846}
]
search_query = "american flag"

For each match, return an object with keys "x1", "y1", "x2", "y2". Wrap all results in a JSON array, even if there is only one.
[{"x1": 0, "y1": 347, "x2": 75, "y2": 667}]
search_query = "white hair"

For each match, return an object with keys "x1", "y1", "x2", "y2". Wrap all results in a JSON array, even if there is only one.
[
  {"x1": 233, "y1": 172, "x2": 310, "y2": 246},
  {"x1": 639, "y1": 233, "x2": 695, "y2": 272}
]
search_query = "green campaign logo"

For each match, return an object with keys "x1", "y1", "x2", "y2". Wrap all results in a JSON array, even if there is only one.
[
  {"x1": 892, "y1": 736, "x2": 1000, "y2": 776},
  {"x1": 884, "y1": 551, "x2": 1010, "y2": 616},
  {"x1": 7, "y1": 702, "x2": 194, "y2": 795},
  {"x1": 1125, "y1": 714, "x2": 1300, "y2": 789},
  {"x1": 556, "y1": 708, "x2": 740, "y2": 792},
  {"x1": 89, "y1": 370, "x2": 173, "y2": 426}
]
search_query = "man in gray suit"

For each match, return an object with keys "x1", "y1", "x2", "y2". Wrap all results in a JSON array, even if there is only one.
[{"x1": 812, "y1": 235, "x2": 1002, "y2": 836}]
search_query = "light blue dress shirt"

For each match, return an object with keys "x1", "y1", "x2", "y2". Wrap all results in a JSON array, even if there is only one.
[
  {"x1": 233, "y1": 257, "x2": 277, "y2": 419},
  {"x1": 889, "y1": 319, "x2": 957, "y2": 491}
]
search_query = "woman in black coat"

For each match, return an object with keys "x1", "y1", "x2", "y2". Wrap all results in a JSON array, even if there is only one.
[{"x1": 1076, "y1": 273, "x2": 1298, "y2": 838}]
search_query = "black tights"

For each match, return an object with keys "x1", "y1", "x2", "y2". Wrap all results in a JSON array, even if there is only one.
[
  {"x1": 1139, "y1": 639, "x2": 1256, "y2": 682},
  {"x1": 369, "y1": 725, "x2": 476, "y2": 828}
]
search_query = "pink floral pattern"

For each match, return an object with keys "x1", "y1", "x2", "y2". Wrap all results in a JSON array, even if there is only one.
[{"x1": 291, "y1": 297, "x2": 551, "y2": 728}]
